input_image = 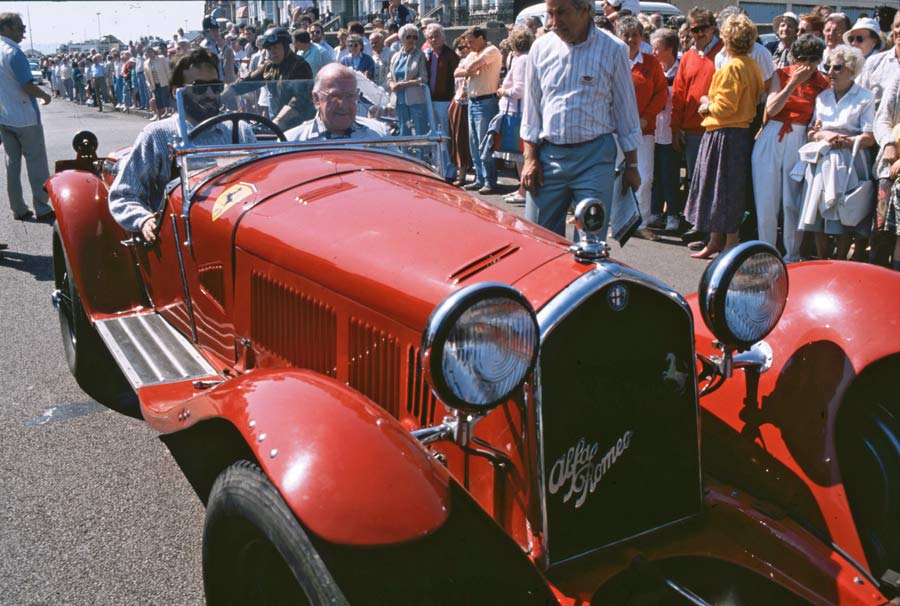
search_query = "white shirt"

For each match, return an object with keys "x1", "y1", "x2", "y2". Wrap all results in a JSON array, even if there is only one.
[
  {"x1": 521, "y1": 26, "x2": 641, "y2": 151},
  {"x1": 715, "y1": 42, "x2": 775, "y2": 81},
  {"x1": 0, "y1": 35, "x2": 40, "y2": 127},
  {"x1": 499, "y1": 53, "x2": 527, "y2": 114},
  {"x1": 857, "y1": 49, "x2": 900, "y2": 107},
  {"x1": 655, "y1": 58, "x2": 679, "y2": 145},
  {"x1": 813, "y1": 83, "x2": 875, "y2": 135}
]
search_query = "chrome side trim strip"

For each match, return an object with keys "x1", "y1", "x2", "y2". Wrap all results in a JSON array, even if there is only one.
[{"x1": 533, "y1": 260, "x2": 703, "y2": 568}]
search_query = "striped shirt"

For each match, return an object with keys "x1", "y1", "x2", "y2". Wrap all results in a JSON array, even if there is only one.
[
  {"x1": 109, "y1": 115, "x2": 256, "y2": 233},
  {"x1": 521, "y1": 26, "x2": 642, "y2": 151}
]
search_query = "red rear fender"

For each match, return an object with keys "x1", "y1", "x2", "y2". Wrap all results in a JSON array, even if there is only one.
[
  {"x1": 154, "y1": 369, "x2": 452, "y2": 546},
  {"x1": 47, "y1": 170, "x2": 145, "y2": 316}
]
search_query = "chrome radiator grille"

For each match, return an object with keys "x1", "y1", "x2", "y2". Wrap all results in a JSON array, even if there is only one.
[{"x1": 537, "y1": 271, "x2": 703, "y2": 566}]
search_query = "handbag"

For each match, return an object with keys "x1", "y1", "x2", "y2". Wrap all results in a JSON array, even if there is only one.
[
  {"x1": 835, "y1": 138, "x2": 875, "y2": 227},
  {"x1": 494, "y1": 99, "x2": 523, "y2": 154}
]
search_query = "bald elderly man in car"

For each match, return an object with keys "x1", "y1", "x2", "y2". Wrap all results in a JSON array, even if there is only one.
[{"x1": 286, "y1": 63, "x2": 389, "y2": 141}]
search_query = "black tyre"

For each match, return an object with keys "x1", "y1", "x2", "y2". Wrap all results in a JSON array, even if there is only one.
[
  {"x1": 52, "y1": 232, "x2": 137, "y2": 414},
  {"x1": 838, "y1": 361, "x2": 900, "y2": 579},
  {"x1": 203, "y1": 460, "x2": 349, "y2": 606}
]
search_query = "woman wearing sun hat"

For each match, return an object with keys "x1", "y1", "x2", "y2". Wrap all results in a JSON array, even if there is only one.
[
  {"x1": 857, "y1": 11, "x2": 898, "y2": 107},
  {"x1": 843, "y1": 17, "x2": 883, "y2": 60}
]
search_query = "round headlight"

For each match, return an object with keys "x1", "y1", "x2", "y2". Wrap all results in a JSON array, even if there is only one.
[
  {"x1": 422, "y1": 283, "x2": 539, "y2": 412},
  {"x1": 698, "y1": 241, "x2": 788, "y2": 351}
]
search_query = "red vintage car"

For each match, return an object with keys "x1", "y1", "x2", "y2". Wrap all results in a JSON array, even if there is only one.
[{"x1": 47, "y1": 83, "x2": 900, "y2": 605}]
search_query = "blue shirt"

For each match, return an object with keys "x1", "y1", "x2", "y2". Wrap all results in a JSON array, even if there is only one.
[
  {"x1": 90, "y1": 62, "x2": 106, "y2": 79},
  {"x1": 393, "y1": 52, "x2": 409, "y2": 105},
  {"x1": 0, "y1": 35, "x2": 40, "y2": 126}
]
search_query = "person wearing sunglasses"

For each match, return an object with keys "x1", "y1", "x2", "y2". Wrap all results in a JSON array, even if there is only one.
[
  {"x1": 339, "y1": 34, "x2": 375, "y2": 81},
  {"x1": 752, "y1": 34, "x2": 828, "y2": 263},
  {"x1": 388, "y1": 24, "x2": 429, "y2": 139},
  {"x1": 798, "y1": 44, "x2": 875, "y2": 261},
  {"x1": 671, "y1": 7, "x2": 722, "y2": 246},
  {"x1": 843, "y1": 17, "x2": 883, "y2": 60},
  {"x1": 0, "y1": 12, "x2": 55, "y2": 224},
  {"x1": 109, "y1": 49, "x2": 256, "y2": 244}
]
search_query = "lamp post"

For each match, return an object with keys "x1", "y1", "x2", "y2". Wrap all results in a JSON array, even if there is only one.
[{"x1": 96, "y1": 12, "x2": 101, "y2": 41}]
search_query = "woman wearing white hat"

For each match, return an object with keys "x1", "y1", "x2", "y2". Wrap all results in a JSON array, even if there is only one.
[
  {"x1": 843, "y1": 17, "x2": 883, "y2": 59},
  {"x1": 857, "y1": 11, "x2": 899, "y2": 107}
]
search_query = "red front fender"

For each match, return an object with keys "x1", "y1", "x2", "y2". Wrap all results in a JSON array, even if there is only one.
[
  {"x1": 145, "y1": 369, "x2": 451, "y2": 546},
  {"x1": 47, "y1": 170, "x2": 145, "y2": 316},
  {"x1": 690, "y1": 260, "x2": 900, "y2": 569}
]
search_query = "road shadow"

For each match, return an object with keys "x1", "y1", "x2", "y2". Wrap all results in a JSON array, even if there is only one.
[{"x1": 0, "y1": 250, "x2": 53, "y2": 281}]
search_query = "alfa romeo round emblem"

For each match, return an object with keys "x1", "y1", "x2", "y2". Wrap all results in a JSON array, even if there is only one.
[{"x1": 607, "y1": 283, "x2": 629, "y2": 312}]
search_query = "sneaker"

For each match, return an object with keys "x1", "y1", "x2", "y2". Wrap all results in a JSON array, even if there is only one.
[
  {"x1": 665, "y1": 215, "x2": 681, "y2": 232},
  {"x1": 148, "y1": 115, "x2": 159, "y2": 121},
  {"x1": 463, "y1": 182, "x2": 483, "y2": 191},
  {"x1": 478, "y1": 186, "x2": 498, "y2": 195},
  {"x1": 503, "y1": 193, "x2": 526, "y2": 204}
]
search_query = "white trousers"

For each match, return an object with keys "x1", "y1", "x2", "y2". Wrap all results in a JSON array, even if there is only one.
[
  {"x1": 635, "y1": 134, "x2": 656, "y2": 225},
  {"x1": 751, "y1": 120, "x2": 807, "y2": 262}
]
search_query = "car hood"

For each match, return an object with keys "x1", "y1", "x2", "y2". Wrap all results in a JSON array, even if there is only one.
[{"x1": 206, "y1": 150, "x2": 588, "y2": 329}]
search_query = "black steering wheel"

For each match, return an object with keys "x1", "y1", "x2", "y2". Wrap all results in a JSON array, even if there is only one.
[{"x1": 188, "y1": 112, "x2": 287, "y2": 143}]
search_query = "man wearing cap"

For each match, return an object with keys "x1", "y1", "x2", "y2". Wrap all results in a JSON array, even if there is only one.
[
  {"x1": 858, "y1": 12, "x2": 899, "y2": 107},
  {"x1": 521, "y1": 0, "x2": 642, "y2": 238},
  {"x1": 200, "y1": 15, "x2": 224, "y2": 78},
  {"x1": 225, "y1": 27, "x2": 313, "y2": 129},
  {"x1": 768, "y1": 12, "x2": 798, "y2": 68}
]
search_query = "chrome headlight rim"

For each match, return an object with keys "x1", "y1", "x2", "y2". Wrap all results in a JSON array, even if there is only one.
[
  {"x1": 698, "y1": 241, "x2": 788, "y2": 351},
  {"x1": 422, "y1": 282, "x2": 539, "y2": 413}
]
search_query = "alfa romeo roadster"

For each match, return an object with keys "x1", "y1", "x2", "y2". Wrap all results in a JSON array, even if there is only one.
[{"x1": 47, "y1": 82, "x2": 900, "y2": 605}]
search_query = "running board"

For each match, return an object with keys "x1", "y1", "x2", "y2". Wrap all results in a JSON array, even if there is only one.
[{"x1": 95, "y1": 314, "x2": 219, "y2": 389}]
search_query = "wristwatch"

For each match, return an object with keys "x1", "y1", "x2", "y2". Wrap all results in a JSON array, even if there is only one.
[{"x1": 627, "y1": 163, "x2": 639, "y2": 168}]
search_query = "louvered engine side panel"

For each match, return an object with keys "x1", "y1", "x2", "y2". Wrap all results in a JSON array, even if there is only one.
[
  {"x1": 348, "y1": 319, "x2": 402, "y2": 417},
  {"x1": 406, "y1": 346, "x2": 437, "y2": 427},
  {"x1": 250, "y1": 271, "x2": 337, "y2": 377}
]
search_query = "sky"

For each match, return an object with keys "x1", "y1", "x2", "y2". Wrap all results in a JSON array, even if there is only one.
[{"x1": 1, "y1": 1, "x2": 206, "y2": 53}]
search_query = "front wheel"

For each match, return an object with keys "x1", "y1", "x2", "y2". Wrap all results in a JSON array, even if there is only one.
[
  {"x1": 838, "y1": 360, "x2": 900, "y2": 580},
  {"x1": 203, "y1": 460, "x2": 349, "y2": 606}
]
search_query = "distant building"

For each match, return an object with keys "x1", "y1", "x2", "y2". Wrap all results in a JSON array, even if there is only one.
[{"x1": 57, "y1": 35, "x2": 125, "y2": 55}]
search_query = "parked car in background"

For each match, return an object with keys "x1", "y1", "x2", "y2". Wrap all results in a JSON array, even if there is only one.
[
  {"x1": 28, "y1": 58, "x2": 44, "y2": 85},
  {"x1": 46, "y1": 82, "x2": 900, "y2": 605}
]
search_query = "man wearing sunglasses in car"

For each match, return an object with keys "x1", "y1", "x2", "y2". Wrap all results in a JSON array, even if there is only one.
[
  {"x1": 109, "y1": 49, "x2": 256, "y2": 244},
  {"x1": 223, "y1": 27, "x2": 314, "y2": 130}
]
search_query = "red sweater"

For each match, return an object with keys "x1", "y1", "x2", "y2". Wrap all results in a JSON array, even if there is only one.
[
  {"x1": 671, "y1": 40, "x2": 724, "y2": 134},
  {"x1": 632, "y1": 52, "x2": 668, "y2": 136}
]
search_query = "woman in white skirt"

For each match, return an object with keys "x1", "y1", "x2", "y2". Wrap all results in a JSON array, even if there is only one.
[
  {"x1": 797, "y1": 44, "x2": 875, "y2": 260},
  {"x1": 751, "y1": 35, "x2": 828, "y2": 263}
]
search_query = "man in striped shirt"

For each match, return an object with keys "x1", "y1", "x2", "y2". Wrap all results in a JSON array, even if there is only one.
[{"x1": 521, "y1": 0, "x2": 642, "y2": 238}]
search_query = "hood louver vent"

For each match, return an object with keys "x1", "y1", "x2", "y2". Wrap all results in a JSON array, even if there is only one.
[
  {"x1": 250, "y1": 272, "x2": 337, "y2": 376},
  {"x1": 295, "y1": 181, "x2": 357, "y2": 205},
  {"x1": 449, "y1": 244, "x2": 520, "y2": 285},
  {"x1": 348, "y1": 319, "x2": 402, "y2": 417},
  {"x1": 406, "y1": 346, "x2": 437, "y2": 427},
  {"x1": 198, "y1": 264, "x2": 225, "y2": 309}
]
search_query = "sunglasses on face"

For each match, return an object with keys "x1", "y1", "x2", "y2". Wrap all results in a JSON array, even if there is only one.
[
  {"x1": 823, "y1": 63, "x2": 844, "y2": 73},
  {"x1": 847, "y1": 35, "x2": 867, "y2": 43},
  {"x1": 689, "y1": 24, "x2": 709, "y2": 34},
  {"x1": 190, "y1": 79, "x2": 223, "y2": 94}
]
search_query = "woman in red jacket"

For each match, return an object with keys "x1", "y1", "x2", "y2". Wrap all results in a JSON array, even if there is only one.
[{"x1": 617, "y1": 16, "x2": 668, "y2": 240}]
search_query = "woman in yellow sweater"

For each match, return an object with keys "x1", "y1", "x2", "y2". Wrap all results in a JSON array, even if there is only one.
[{"x1": 684, "y1": 14, "x2": 764, "y2": 259}]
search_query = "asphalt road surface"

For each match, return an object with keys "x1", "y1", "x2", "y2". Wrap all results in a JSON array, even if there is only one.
[{"x1": 0, "y1": 95, "x2": 707, "y2": 605}]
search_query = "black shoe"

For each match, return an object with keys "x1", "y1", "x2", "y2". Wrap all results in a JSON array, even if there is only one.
[
  {"x1": 36, "y1": 210, "x2": 56, "y2": 223},
  {"x1": 14, "y1": 210, "x2": 34, "y2": 221},
  {"x1": 681, "y1": 228, "x2": 705, "y2": 244}
]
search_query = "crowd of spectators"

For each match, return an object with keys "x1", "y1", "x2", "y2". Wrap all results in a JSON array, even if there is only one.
[{"x1": 32, "y1": 1, "x2": 900, "y2": 269}]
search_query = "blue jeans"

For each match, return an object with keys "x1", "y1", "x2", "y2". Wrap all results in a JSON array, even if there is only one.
[
  {"x1": 468, "y1": 96, "x2": 499, "y2": 188},
  {"x1": 136, "y1": 73, "x2": 149, "y2": 109},
  {"x1": 432, "y1": 100, "x2": 456, "y2": 180},
  {"x1": 397, "y1": 102, "x2": 429, "y2": 136},
  {"x1": 525, "y1": 134, "x2": 616, "y2": 238},
  {"x1": 651, "y1": 143, "x2": 682, "y2": 218}
]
